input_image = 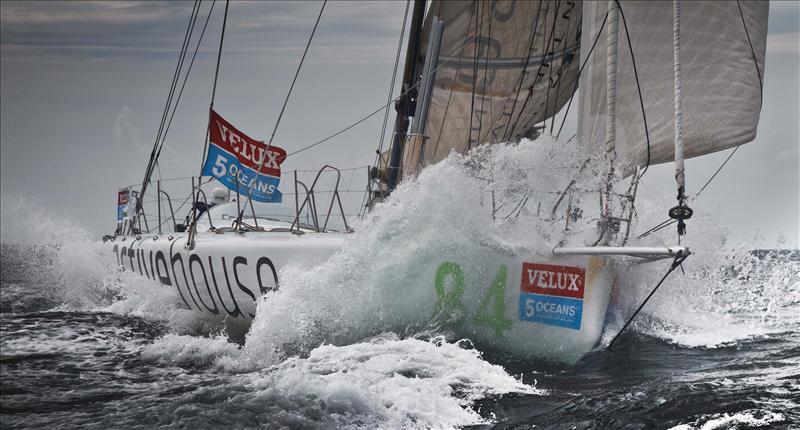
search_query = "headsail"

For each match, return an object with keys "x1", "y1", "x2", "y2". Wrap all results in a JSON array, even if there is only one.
[
  {"x1": 577, "y1": 1, "x2": 769, "y2": 174},
  {"x1": 401, "y1": 0, "x2": 582, "y2": 177}
]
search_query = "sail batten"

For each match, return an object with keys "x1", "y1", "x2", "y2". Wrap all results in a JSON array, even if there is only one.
[{"x1": 578, "y1": 1, "x2": 769, "y2": 174}]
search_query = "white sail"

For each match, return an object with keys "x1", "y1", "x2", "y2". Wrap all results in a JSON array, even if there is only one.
[
  {"x1": 577, "y1": 0, "x2": 768, "y2": 174},
  {"x1": 405, "y1": 0, "x2": 582, "y2": 174}
]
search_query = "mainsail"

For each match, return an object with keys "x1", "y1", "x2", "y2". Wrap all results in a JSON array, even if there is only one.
[
  {"x1": 577, "y1": 1, "x2": 769, "y2": 174},
  {"x1": 399, "y1": 0, "x2": 583, "y2": 178}
]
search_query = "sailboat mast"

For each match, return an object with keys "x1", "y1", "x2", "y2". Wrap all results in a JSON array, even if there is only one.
[
  {"x1": 672, "y1": 0, "x2": 685, "y2": 199},
  {"x1": 670, "y1": 0, "x2": 692, "y2": 236},
  {"x1": 599, "y1": 0, "x2": 620, "y2": 243},
  {"x1": 386, "y1": 0, "x2": 426, "y2": 191},
  {"x1": 605, "y1": 0, "x2": 619, "y2": 161}
]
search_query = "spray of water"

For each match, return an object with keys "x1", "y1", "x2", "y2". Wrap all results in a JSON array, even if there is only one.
[
  {"x1": 234, "y1": 137, "x2": 609, "y2": 367},
  {"x1": 606, "y1": 198, "x2": 800, "y2": 347},
  {"x1": 0, "y1": 194, "x2": 202, "y2": 331}
]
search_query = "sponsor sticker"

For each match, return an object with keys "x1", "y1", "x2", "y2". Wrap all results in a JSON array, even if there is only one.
[
  {"x1": 201, "y1": 110, "x2": 286, "y2": 203},
  {"x1": 519, "y1": 293, "x2": 583, "y2": 330},
  {"x1": 519, "y1": 262, "x2": 585, "y2": 330},
  {"x1": 117, "y1": 188, "x2": 130, "y2": 222}
]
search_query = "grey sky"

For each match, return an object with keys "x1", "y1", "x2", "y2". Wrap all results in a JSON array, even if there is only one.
[{"x1": 1, "y1": 1, "x2": 798, "y2": 247}]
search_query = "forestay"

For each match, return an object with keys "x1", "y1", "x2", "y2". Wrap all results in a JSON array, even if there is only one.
[
  {"x1": 406, "y1": 0, "x2": 582, "y2": 176},
  {"x1": 577, "y1": 1, "x2": 768, "y2": 174}
]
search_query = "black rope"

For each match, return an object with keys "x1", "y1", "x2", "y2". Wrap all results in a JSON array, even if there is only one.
[
  {"x1": 737, "y1": 0, "x2": 764, "y2": 102},
  {"x1": 615, "y1": 0, "x2": 651, "y2": 179},
  {"x1": 608, "y1": 250, "x2": 689, "y2": 347}
]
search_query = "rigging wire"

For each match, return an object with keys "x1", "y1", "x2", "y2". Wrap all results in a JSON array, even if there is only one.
[
  {"x1": 549, "y1": 37, "x2": 570, "y2": 135},
  {"x1": 151, "y1": 0, "x2": 200, "y2": 168},
  {"x1": 556, "y1": 11, "x2": 608, "y2": 140},
  {"x1": 542, "y1": 0, "x2": 562, "y2": 131},
  {"x1": 616, "y1": 0, "x2": 652, "y2": 179},
  {"x1": 554, "y1": 0, "x2": 651, "y2": 179},
  {"x1": 363, "y1": 0, "x2": 411, "y2": 216},
  {"x1": 267, "y1": 0, "x2": 327, "y2": 149},
  {"x1": 475, "y1": 0, "x2": 494, "y2": 146},
  {"x1": 737, "y1": 0, "x2": 764, "y2": 103},
  {"x1": 374, "y1": 0, "x2": 410, "y2": 164},
  {"x1": 506, "y1": 0, "x2": 560, "y2": 140},
  {"x1": 500, "y1": 1, "x2": 544, "y2": 140},
  {"x1": 637, "y1": 1, "x2": 764, "y2": 240},
  {"x1": 198, "y1": 0, "x2": 229, "y2": 177},
  {"x1": 286, "y1": 32, "x2": 481, "y2": 159},
  {"x1": 466, "y1": 0, "x2": 483, "y2": 150},
  {"x1": 131, "y1": 0, "x2": 201, "y2": 233},
  {"x1": 608, "y1": 251, "x2": 689, "y2": 347},
  {"x1": 236, "y1": 0, "x2": 327, "y2": 226},
  {"x1": 156, "y1": 0, "x2": 217, "y2": 163},
  {"x1": 141, "y1": 1, "x2": 199, "y2": 189},
  {"x1": 187, "y1": 0, "x2": 228, "y2": 244}
]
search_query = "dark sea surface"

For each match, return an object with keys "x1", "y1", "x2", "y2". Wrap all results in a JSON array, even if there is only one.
[{"x1": 1, "y1": 241, "x2": 797, "y2": 429}]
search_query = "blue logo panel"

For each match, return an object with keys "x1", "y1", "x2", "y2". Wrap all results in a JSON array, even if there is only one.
[
  {"x1": 202, "y1": 144, "x2": 282, "y2": 203},
  {"x1": 519, "y1": 293, "x2": 583, "y2": 330}
]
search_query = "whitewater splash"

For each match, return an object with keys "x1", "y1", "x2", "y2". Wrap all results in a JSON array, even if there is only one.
[
  {"x1": 0, "y1": 196, "x2": 201, "y2": 331},
  {"x1": 2, "y1": 137, "x2": 797, "y2": 428},
  {"x1": 608, "y1": 204, "x2": 800, "y2": 348}
]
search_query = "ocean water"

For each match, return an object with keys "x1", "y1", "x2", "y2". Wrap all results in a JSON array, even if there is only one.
[{"x1": 2, "y1": 141, "x2": 798, "y2": 429}]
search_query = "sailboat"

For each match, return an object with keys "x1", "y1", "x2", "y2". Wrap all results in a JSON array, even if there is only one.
[{"x1": 105, "y1": 0, "x2": 769, "y2": 363}]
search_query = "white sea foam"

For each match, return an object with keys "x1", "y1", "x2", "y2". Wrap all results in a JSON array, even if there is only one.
[
  {"x1": 141, "y1": 333, "x2": 241, "y2": 367},
  {"x1": 237, "y1": 334, "x2": 541, "y2": 429},
  {"x1": 138, "y1": 332, "x2": 539, "y2": 429},
  {"x1": 669, "y1": 409, "x2": 786, "y2": 430}
]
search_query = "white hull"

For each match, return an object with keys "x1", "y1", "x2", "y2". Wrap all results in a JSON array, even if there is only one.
[{"x1": 108, "y1": 230, "x2": 615, "y2": 363}]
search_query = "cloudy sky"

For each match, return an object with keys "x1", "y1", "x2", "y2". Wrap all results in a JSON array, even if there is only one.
[{"x1": 1, "y1": 1, "x2": 798, "y2": 247}]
